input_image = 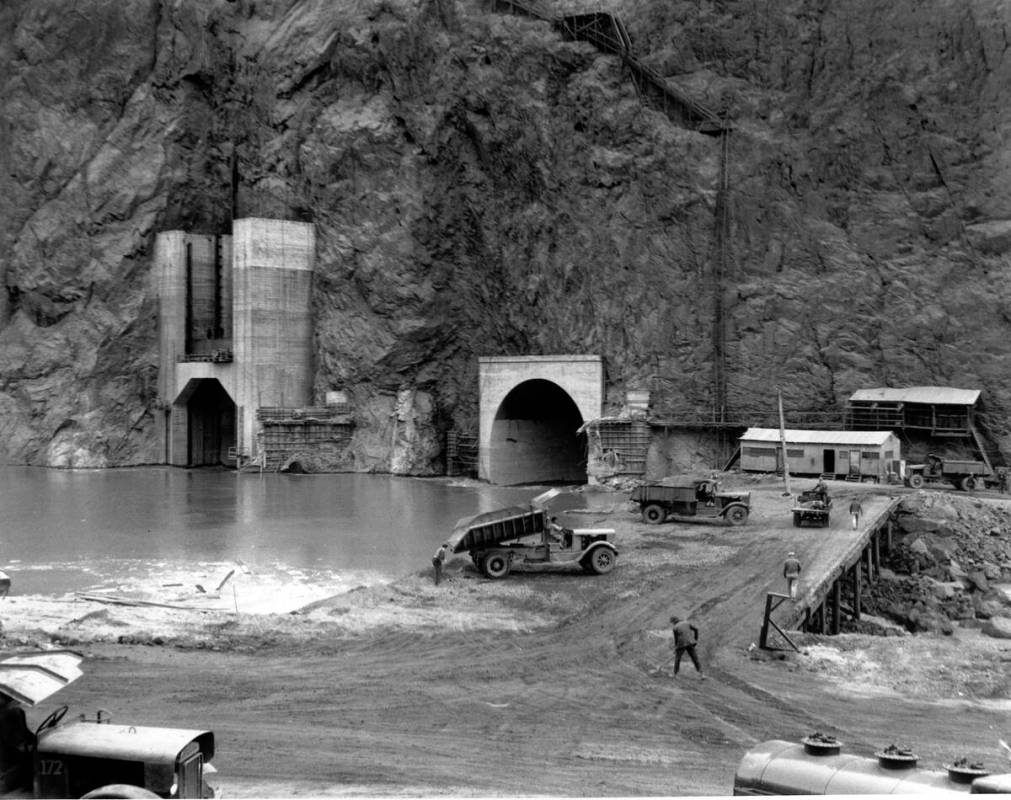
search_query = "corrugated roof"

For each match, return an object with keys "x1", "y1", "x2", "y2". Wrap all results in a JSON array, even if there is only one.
[
  {"x1": 740, "y1": 428, "x2": 896, "y2": 446},
  {"x1": 848, "y1": 387, "x2": 980, "y2": 405}
]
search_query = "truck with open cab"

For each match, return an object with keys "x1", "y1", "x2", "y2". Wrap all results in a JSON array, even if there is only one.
[
  {"x1": 447, "y1": 489, "x2": 617, "y2": 579},
  {"x1": 630, "y1": 476, "x2": 751, "y2": 526},
  {"x1": 904, "y1": 453, "x2": 993, "y2": 491}
]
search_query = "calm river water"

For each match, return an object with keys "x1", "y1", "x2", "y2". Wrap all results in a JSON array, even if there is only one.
[{"x1": 0, "y1": 467, "x2": 550, "y2": 596}]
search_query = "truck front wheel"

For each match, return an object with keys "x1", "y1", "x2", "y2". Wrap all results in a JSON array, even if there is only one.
[
  {"x1": 907, "y1": 474, "x2": 924, "y2": 489},
  {"x1": 725, "y1": 506, "x2": 749, "y2": 526},
  {"x1": 482, "y1": 552, "x2": 510, "y2": 579},
  {"x1": 642, "y1": 504, "x2": 666, "y2": 524},
  {"x1": 585, "y1": 547, "x2": 616, "y2": 575},
  {"x1": 960, "y1": 476, "x2": 976, "y2": 491}
]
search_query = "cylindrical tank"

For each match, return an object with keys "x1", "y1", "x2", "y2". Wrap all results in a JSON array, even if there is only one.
[{"x1": 734, "y1": 739, "x2": 1011, "y2": 795}]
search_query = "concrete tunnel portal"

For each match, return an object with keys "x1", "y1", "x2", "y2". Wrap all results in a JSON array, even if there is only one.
[
  {"x1": 490, "y1": 379, "x2": 587, "y2": 486},
  {"x1": 479, "y1": 355, "x2": 604, "y2": 486}
]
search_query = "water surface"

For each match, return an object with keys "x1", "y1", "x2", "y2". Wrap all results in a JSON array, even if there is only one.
[{"x1": 0, "y1": 467, "x2": 549, "y2": 595}]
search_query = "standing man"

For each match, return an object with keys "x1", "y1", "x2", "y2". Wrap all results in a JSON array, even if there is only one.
[
  {"x1": 669, "y1": 614, "x2": 705, "y2": 679},
  {"x1": 432, "y1": 542, "x2": 448, "y2": 586},
  {"x1": 848, "y1": 497, "x2": 864, "y2": 530},
  {"x1": 783, "y1": 552, "x2": 801, "y2": 600}
]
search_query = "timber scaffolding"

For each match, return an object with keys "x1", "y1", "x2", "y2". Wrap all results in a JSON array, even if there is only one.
[
  {"x1": 760, "y1": 498, "x2": 902, "y2": 651},
  {"x1": 254, "y1": 405, "x2": 354, "y2": 471}
]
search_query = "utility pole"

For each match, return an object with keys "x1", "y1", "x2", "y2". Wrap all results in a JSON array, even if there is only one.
[{"x1": 778, "y1": 388, "x2": 792, "y2": 497}]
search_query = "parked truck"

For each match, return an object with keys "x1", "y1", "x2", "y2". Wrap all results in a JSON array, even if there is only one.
[
  {"x1": 630, "y1": 476, "x2": 751, "y2": 526},
  {"x1": 905, "y1": 454, "x2": 993, "y2": 491},
  {"x1": 447, "y1": 490, "x2": 617, "y2": 579},
  {"x1": 0, "y1": 650, "x2": 217, "y2": 799}
]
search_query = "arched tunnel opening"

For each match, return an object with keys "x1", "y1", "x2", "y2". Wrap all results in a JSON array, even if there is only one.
[
  {"x1": 489, "y1": 378, "x2": 587, "y2": 486},
  {"x1": 181, "y1": 378, "x2": 236, "y2": 467}
]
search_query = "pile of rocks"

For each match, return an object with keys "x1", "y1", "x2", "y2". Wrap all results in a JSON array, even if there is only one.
[{"x1": 857, "y1": 492, "x2": 1011, "y2": 637}]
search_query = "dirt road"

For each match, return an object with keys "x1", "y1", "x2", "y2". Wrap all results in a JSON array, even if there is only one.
[{"x1": 12, "y1": 479, "x2": 1011, "y2": 796}]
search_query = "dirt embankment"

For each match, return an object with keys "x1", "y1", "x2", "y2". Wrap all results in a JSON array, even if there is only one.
[{"x1": 3, "y1": 479, "x2": 1011, "y2": 797}]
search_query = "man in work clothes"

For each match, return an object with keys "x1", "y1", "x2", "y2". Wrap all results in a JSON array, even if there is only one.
[
  {"x1": 783, "y1": 552, "x2": 801, "y2": 600},
  {"x1": 849, "y1": 497, "x2": 864, "y2": 530},
  {"x1": 669, "y1": 614, "x2": 704, "y2": 679},
  {"x1": 432, "y1": 543, "x2": 448, "y2": 586}
]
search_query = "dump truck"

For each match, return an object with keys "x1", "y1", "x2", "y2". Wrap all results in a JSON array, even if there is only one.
[
  {"x1": 905, "y1": 454, "x2": 993, "y2": 491},
  {"x1": 791, "y1": 490, "x2": 831, "y2": 528},
  {"x1": 447, "y1": 490, "x2": 617, "y2": 579},
  {"x1": 630, "y1": 476, "x2": 751, "y2": 526},
  {"x1": 0, "y1": 650, "x2": 217, "y2": 799}
]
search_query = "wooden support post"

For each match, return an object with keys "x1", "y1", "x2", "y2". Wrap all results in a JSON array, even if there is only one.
[
  {"x1": 886, "y1": 519, "x2": 893, "y2": 553},
  {"x1": 853, "y1": 562, "x2": 862, "y2": 620},
  {"x1": 832, "y1": 581, "x2": 842, "y2": 634},
  {"x1": 872, "y1": 530, "x2": 880, "y2": 576},
  {"x1": 820, "y1": 601, "x2": 828, "y2": 634},
  {"x1": 865, "y1": 545, "x2": 873, "y2": 583}
]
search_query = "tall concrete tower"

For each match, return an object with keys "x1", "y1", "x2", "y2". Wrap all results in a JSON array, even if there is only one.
[
  {"x1": 155, "y1": 218, "x2": 315, "y2": 466},
  {"x1": 231, "y1": 218, "x2": 315, "y2": 458}
]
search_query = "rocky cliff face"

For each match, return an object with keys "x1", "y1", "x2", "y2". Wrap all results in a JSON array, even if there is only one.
[{"x1": 2, "y1": 0, "x2": 1010, "y2": 469}]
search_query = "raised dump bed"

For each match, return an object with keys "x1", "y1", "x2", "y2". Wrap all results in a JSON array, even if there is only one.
[{"x1": 446, "y1": 495, "x2": 617, "y2": 579}]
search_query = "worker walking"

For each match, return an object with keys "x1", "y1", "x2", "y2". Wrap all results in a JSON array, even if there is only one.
[
  {"x1": 431, "y1": 543, "x2": 448, "y2": 586},
  {"x1": 669, "y1": 614, "x2": 704, "y2": 679},
  {"x1": 848, "y1": 498, "x2": 864, "y2": 530},
  {"x1": 783, "y1": 552, "x2": 802, "y2": 600}
]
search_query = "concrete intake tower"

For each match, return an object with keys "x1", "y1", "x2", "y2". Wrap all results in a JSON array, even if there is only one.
[{"x1": 155, "y1": 218, "x2": 315, "y2": 467}]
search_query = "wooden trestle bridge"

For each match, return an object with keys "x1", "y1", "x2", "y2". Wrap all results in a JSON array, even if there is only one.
[{"x1": 760, "y1": 497, "x2": 903, "y2": 650}]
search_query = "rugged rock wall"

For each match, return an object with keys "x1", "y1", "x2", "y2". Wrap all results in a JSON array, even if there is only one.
[{"x1": 2, "y1": 0, "x2": 1010, "y2": 469}]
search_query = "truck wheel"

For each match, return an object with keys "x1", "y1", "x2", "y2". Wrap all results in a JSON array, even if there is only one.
[
  {"x1": 642, "y1": 504, "x2": 666, "y2": 524},
  {"x1": 586, "y1": 547, "x2": 616, "y2": 575},
  {"x1": 960, "y1": 476, "x2": 976, "y2": 491},
  {"x1": 792, "y1": 511, "x2": 802, "y2": 527},
  {"x1": 81, "y1": 786, "x2": 160, "y2": 799},
  {"x1": 482, "y1": 553, "x2": 510, "y2": 579},
  {"x1": 907, "y1": 474, "x2": 924, "y2": 489},
  {"x1": 726, "y1": 506, "x2": 749, "y2": 526}
]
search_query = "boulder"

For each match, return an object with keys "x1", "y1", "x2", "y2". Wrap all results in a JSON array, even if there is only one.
[
  {"x1": 981, "y1": 616, "x2": 1011, "y2": 639},
  {"x1": 967, "y1": 570, "x2": 990, "y2": 592}
]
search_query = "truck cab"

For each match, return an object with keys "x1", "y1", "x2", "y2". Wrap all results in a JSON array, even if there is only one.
[{"x1": 0, "y1": 651, "x2": 217, "y2": 799}]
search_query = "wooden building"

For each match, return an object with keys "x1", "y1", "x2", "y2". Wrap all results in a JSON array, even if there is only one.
[
  {"x1": 739, "y1": 428, "x2": 901, "y2": 481},
  {"x1": 845, "y1": 386, "x2": 980, "y2": 435}
]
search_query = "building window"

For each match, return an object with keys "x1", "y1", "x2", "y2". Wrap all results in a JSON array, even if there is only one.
[
  {"x1": 884, "y1": 450, "x2": 894, "y2": 460},
  {"x1": 744, "y1": 447, "x2": 777, "y2": 457},
  {"x1": 861, "y1": 451, "x2": 880, "y2": 460},
  {"x1": 787, "y1": 449, "x2": 804, "y2": 458}
]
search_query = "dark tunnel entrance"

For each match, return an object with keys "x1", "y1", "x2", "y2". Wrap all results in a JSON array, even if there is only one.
[
  {"x1": 489, "y1": 379, "x2": 586, "y2": 486},
  {"x1": 183, "y1": 379, "x2": 236, "y2": 467}
]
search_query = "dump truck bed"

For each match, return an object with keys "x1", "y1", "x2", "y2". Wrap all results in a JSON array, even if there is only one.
[{"x1": 448, "y1": 506, "x2": 546, "y2": 554}]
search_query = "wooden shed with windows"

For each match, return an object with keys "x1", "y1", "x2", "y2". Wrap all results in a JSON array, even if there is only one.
[{"x1": 739, "y1": 428, "x2": 901, "y2": 481}]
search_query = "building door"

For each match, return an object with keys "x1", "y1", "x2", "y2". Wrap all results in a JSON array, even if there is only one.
[{"x1": 823, "y1": 449, "x2": 836, "y2": 475}]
